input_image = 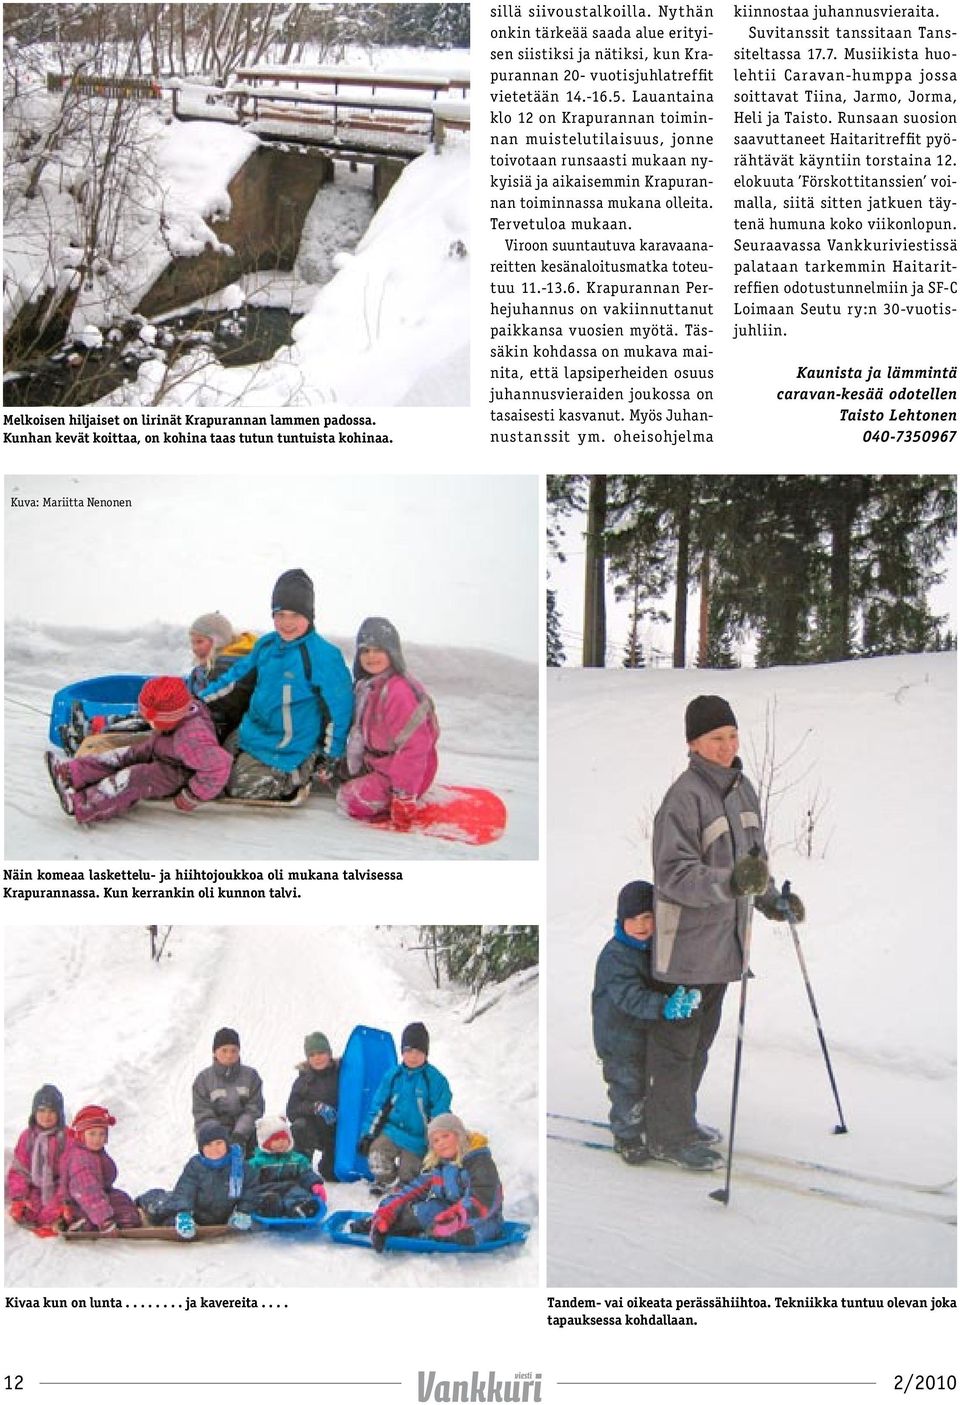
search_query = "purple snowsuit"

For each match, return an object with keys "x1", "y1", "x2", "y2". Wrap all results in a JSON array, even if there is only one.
[
  {"x1": 7, "y1": 1126, "x2": 67, "y2": 1227},
  {"x1": 337, "y1": 672, "x2": 439, "y2": 821},
  {"x1": 62, "y1": 700, "x2": 231, "y2": 823},
  {"x1": 57, "y1": 1138, "x2": 140, "y2": 1230}
]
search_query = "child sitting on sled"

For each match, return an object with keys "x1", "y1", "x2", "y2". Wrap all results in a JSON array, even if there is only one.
[
  {"x1": 336, "y1": 617, "x2": 440, "y2": 830},
  {"x1": 199, "y1": 568, "x2": 354, "y2": 802},
  {"x1": 357, "y1": 1023, "x2": 452, "y2": 1193},
  {"x1": 137, "y1": 1120, "x2": 257, "y2": 1240},
  {"x1": 286, "y1": 1032, "x2": 340, "y2": 1180},
  {"x1": 45, "y1": 676, "x2": 231, "y2": 824},
  {"x1": 6, "y1": 1085, "x2": 68, "y2": 1231},
  {"x1": 56, "y1": 1105, "x2": 141, "y2": 1234},
  {"x1": 246, "y1": 1115, "x2": 327, "y2": 1220},
  {"x1": 353, "y1": 1113, "x2": 504, "y2": 1252},
  {"x1": 591, "y1": 879, "x2": 704, "y2": 1167}
]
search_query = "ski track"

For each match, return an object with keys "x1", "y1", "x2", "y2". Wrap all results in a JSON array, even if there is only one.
[
  {"x1": 547, "y1": 1139, "x2": 954, "y2": 1288},
  {"x1": 4, "y1": 928, "x2": 538, "y2": 1288}
]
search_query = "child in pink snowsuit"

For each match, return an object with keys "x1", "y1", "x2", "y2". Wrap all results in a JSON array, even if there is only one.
[
  {"x1": 337, "y1": 618, "x2": 439, "y2": 829},
  {"x1": 57, "y1": 1105, "x2": 141, "y2": 1234},
  {"x1": 6, "y1": 1084, "x2": 68, "y2": 1229},
  {"x1": 47, "y1": 676, "x2": 231, "y2": 824}
]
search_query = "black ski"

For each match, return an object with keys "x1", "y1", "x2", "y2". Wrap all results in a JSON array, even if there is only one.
[
  {"x1": 547, "y1": 1130, "x2": 956, "y2": 1229},
  {"x1": 547, "y1": 1113, "x2": 956, "y2": 1199}
]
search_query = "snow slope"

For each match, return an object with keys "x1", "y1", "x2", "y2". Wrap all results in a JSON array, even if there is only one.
[
  {"x1": 548, "y1": 653, "x2": 956, "y2": 1286},
  {"x1": 4, "y1": 926, "x2": 538, "y2": 1288},
  {"x1": 4, "y1": 473, "x2": 538, "y2": 860}
]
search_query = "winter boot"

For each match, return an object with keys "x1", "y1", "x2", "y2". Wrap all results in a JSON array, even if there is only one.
[
  {"x1": 648, "y1": 1140, "x2": 724, "y2": 1172},
  {"x1": 693, "y1": 1123, "x2": 723, "y2": 1145},
  {"x1": 369, "y1": 1179, "x2": 396, "y2": 1197},
  {"x1": 614, "y1": 1137, "x2": 649, "y2": 1166},
  {"x1": 44, "y1": 751, "x2": 76, "y2": 815},
  {"x1": 349, "y1": 1217, "x2": 373, "y2": 1235}
]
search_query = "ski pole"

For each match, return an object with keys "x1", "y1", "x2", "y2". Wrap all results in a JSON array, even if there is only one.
[
  {"x1": 710, "y1": 897, "x2": 754, "y2": 1208},
  {"x1": 778, "y1": 880, "x2": 848, "y2": 1134}
]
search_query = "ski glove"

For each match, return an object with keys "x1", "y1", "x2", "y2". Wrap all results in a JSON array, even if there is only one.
[
  {"x1": 662, "y1": 986, "x2": 703, "y2": 1021},
  {"x1": 310, "y1": 1183, "x2": 327, "y2": 1203},
  {"x1": 431, "y1": 1203, "x2": 470, "y2": 1238},
  {"x1": 174, "y1": 1212, "x2": 197, "y2": 1241},
  {"x1": 314, "y1": 1102, "x2": 337, "y2": 1125},
  {"x1": 755, "y1": 884, "x2": 806, "y2": 924},
  {"x1": 173, "y1": 789, "x2": 200, "y2": 813},
  {"x1": 228, "y1": 1211, "x2": 252, "y2": 1232},
  {"x1": 730, "y1": 852, "x2": 770, "y2": 896},
  {"x1": 357, "y1": 1134, "x2": 374, "y2": 1158},
  {"x1": 390, "y1": 796, "x2": 419, "y2": 830},
  {"x1": 9, "y1": 1199, "x2": 33, "y2": 1224}
]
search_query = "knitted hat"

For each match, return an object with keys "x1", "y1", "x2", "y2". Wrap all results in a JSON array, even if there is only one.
[
  {"x1": 139, "y1": 676, "x2": 192, "y2": 730},
  {"x1": 190, "y1": 611, "x2": 234, "y2": 649},
  {"x1": 617, "y1": 880, "x2": 654, "y2": 923},
  {"x1": 256, "y1": 1114, "x2": 293, "y2": 1152},
  {"x1": 213, "y1": 1026, "x2": 240, "y2": 1051},
  {"x1": 685, "y1": 694, "x2": 738, "y2": 742},
  {"x1": 304, "y1": 1032, "x2": 332, "y2": 1057},
  {"x1": 353, "y1": 616, "x2": 406, "y2": 680},
  {"x1": 427, "y1": 1112, "x2": 468, "y2": 1154},
  {"x1": 31, "y1": 1084, "x2": 65, "y2": 1127},
  {"x1": 271, "y1": 568, "x2": 314, "y2": 623},
  {"x1": 401, "y1": 1021, "x2": 430, "y2": 1056},
  {"x1": 196, "y1": 1119, "x2": 230, "y2": 1151},
  {"x1": 71, "y1": 1105, "x2": 116, "y2": 1135}
]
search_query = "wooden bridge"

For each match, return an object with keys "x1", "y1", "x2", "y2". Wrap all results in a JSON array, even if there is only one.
[{"x1": 172, "y1": 63, "x2": 470, "y2": 159}]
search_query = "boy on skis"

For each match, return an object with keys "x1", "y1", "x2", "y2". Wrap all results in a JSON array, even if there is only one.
[
  {"x1": 592, "y1": 880, "x2": 702, "y2": 1166},
  {"x1": 649, "y1": 694, "x2": 804, "y2": 1171}
]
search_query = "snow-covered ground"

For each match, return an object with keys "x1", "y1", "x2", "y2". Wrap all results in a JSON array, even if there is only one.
[
  {"x1": 548, "y1": 653, "x2": 956, "y2": 1286},
  {"x1": 4, "y1": 44, "x2": 469, "y2": 406},
  {"x1": 4, "y1": 474, "x2": 538, "y2": 861},
  {"x1": 4, "y1": 926, "x2": 538, "y2": 1287}
]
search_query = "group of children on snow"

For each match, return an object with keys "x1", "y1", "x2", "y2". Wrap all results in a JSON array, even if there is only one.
[
  {"x1": 7, "y1": 1023, "x2": 505, "y2": 1250},
  {"x1": 592, "y1": 694, "x2": 805, "y2": 1173},
  {"x1": 46, "y1": 567, "x2": 440, "y2": 828}
]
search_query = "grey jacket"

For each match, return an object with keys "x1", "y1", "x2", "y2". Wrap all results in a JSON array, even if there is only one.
[
  {"x1": 652, "y1": 753, "x2": 766, "y2": 984},
  {"x1": 191, "y1": 1060, "x2": 265, "y2": 1141}
]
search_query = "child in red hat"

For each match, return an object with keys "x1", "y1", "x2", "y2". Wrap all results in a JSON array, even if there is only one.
[
  {"x1": 45, "y1": 675, "x2": 231, "y2": 825},
  {"x1": 56, "y1": 1105, "x2": 141, "y2": 1234}
]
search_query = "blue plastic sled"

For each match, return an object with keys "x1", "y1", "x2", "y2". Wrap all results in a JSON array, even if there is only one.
[
  {"x1": 334, "y1": 1024, "x2": 398, "y2": 1183},
  {"x1": 49, "y1": 674, "x2": 148, "y2": 746},
  {"x1": 252, "y1": 1195, "x2": 327, "y2": 1231},
  {"x1": 322, "y1": 1211, "x2": 530, "y2": 1254}
]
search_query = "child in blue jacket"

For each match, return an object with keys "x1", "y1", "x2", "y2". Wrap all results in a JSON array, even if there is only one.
[
  {"x1": 201, "y1": 569, "x2": 353, "y2": 801},
  {"x1": 592, "y1": 880, "x2": 705, "y2": 1167},
  {"x1": 137, "y1": 1120, "x2": 257, "y2": 1239},
  {"x1": 356, "y1": 1113, "x2": 504, "y2": 1251},
  {"x1": 356, "y1": 1023, "x2": 452, "y2": 1193}
]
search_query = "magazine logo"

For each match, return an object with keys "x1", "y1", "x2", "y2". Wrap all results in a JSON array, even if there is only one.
[{"x1": 418, "y1": 1371, "x2": 543, "y2": 1402}]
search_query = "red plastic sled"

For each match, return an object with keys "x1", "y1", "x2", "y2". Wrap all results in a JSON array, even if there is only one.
[{"x1": 370, "y1": 785, "x2": 507, "y2": 846}]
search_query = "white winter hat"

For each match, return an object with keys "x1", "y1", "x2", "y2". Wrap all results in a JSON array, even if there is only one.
[
  {"x1": 190, "y1": 611, "x2": 234, "y2": 649},
  {"x1": 256, "y1": 1114, "x2": 293, "y2": 1151}
]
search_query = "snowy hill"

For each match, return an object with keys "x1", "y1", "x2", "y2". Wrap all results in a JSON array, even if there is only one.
[
  {"x1": 548, "y1": 653, "x2": 956, "y2": 1286},
  {"x1": 4, "y1": 926, "x2": 538, "y2": 1288}
]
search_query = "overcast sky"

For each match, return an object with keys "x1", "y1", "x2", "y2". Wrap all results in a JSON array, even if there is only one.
[{"x1": 5, "y1": 474, "x2": 539, "y2": 662}]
